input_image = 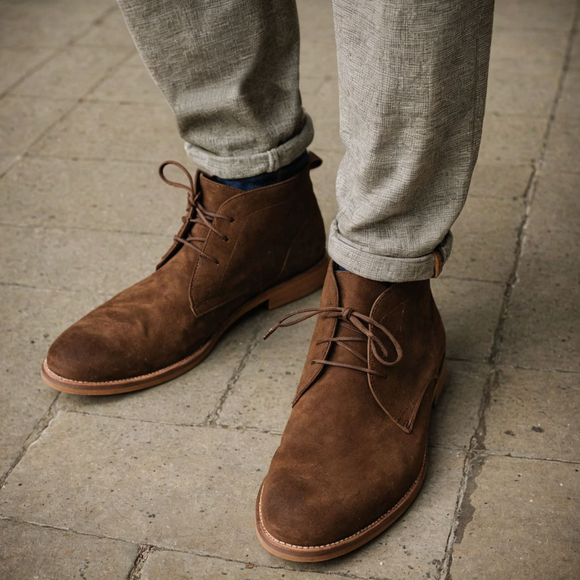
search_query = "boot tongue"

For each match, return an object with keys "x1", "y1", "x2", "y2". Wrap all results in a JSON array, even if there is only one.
[
  {"x1": 335, "y1": 271, "x2": 388, "y2": 315},
  {"x1": 198, "y1": 174, "x2": 241, "y2": 213}
]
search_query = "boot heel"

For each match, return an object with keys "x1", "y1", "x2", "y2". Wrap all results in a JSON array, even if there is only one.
[
  {"x1": 432, "y1": 359, "x2": 447, "y2": 407},
  {"x1": 266, "y1": 255, "x2": 329, "y2": 310}
]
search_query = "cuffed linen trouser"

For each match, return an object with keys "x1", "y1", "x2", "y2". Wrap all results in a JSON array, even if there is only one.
[{"x1": 117, "y1": 0, "x2": 494, "y2": 282}]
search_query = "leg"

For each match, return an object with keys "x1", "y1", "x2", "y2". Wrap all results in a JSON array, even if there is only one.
[
  {"x1": 329, "y1": 0, "x2": 494, "y2": 282},
  {"x1": 42, "y1": 1, "x2": 328, "y2": 394},
  {"x1": 257, "y1": 0, "x2": 494, "y2": 561},
  {"x1": 117, "y1": 0, "x2": 313, "y2": 178}
]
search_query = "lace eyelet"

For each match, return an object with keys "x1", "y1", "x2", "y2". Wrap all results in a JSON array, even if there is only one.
[{"x1": 223, "y1": 236, "x2": 229, "y2": 242}]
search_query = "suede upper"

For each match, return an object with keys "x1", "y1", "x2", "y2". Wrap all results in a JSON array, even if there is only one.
[
  {"x1": 259, "y1": 262, "x2": 446, "y2": 548},
  {"x1": 46, "y1": 156, "x2": 326, "y2": 384}
]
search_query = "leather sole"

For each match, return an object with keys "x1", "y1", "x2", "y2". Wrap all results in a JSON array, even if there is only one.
[
  {"x1": 255, "y1": 359, "x2": 447, "y2": 562},
  {"x1": 41, "y1": 254, "x2": 329, "y2": 396}
]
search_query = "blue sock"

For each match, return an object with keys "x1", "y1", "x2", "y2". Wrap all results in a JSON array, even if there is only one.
[{"x1": 213, "y1": 151, "x2": 310, "y2": 191}]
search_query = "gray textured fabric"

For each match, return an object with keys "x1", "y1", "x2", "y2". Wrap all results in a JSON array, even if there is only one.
[{"x1": 117, "y1": 0, "x2": 494, "y2": 282}]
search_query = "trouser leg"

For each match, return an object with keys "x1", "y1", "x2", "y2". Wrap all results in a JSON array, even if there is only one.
[
  {"x1": 328, "y1": 0, "x2": 495, "y2": 282},
  {"x1": 117, "y1": 0, "x2": 313, "y2": 178}
]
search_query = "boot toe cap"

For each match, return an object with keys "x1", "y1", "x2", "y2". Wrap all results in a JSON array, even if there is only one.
[
  {"x1": 259, "y1": 468, "x2": 370, "y2": 549},
  {"x1": 46, "y1": 322, "x2": 130, "y2": 383}
]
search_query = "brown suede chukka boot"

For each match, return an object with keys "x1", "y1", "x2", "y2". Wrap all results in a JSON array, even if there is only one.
[
  {"x1": 256, "y1": 261, "x2": 446, "y2": 561},
  {"x1": 41, "y1": 153, "x2": 328, "y2": 395}
]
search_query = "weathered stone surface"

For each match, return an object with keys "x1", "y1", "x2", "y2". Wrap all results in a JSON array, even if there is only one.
[
  {"x1": 0, "y1": 157, "x2": 184, "y2": 234},
  {"x1": 142, "y1": 551, "x2": 348, "y2": 580},
  {"x1": 478, "y1": 113, "x2": 546, "y2": 166},
  {"x1": 501, "y1": 172, "x2": 580, "y2": 371},
  {"x1": 0, "y1": 47, "x2": 54, "y2": 95},
  {"x1": 430, "y1": 361, "x2": 489, "y2": 451},
  {"x1": 29, "y1": 101, "x2": 188, "y2": 165},
  {"x1": 0, "y1": 96, "x2": 73, "y2": 156},
  {"x1": 444, "y1": 195, "x2": 523, "y2": 283},
  {"x1": 90, "y1": 64, "x2": 166, "y2": 105},
  {"x1": 486, "y1": 57, "x2": 561, "y2": 117},
  {"x1": 74, "y1": 6, "x2": 135, "y2": 48},
  {"x1": 217, "y1": 292, "x2": 320, "y2": 433},
  {"x1": 543, "y1": 119, "x2": 580, "y2": 174},
  {"x1": 13, "y1": 46, "x2": 129, "y2": 99},
  {"x1": 0, "y1": 285, "x2": 101, "y2": 478},
  {"x1": 0, "y1": 412, "x2": 280, "y2": 562},
  {"x1": 0, "y1": 519, "x2": 138, "y2": 580},
  {"x1": 0, "y1": 0, "x2": 115, "y2": 48},
  {"x1": 450, "y1": 455, "x2": 580, "y2": 579},
  {"x1": 468, "y1": 163, "x2": 533, "y2": 200},
  {"x1": 486, "y1": 368, "x2": 580, "y2": 462},
  {"x1": 558, "y1": 66, "x2": 580, "y2": 121},
  {"x1": 432, "y1": 278, "x2": 505, "y2": 362},
  {"x1": 493, "y1": 0, "x2": 577, "y2": 31},
  {"x1": 0, "y1": 225, "x2": 168, "y2": 295}
]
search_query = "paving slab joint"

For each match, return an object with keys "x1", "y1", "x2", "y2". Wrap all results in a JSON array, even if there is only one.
[
  {"x1": 439, "y1": 8, "x2": 580, "y2": 576},
  {"x1": 0, "y1": 393, "x2": 60, "y2": 489},
  {"x1": 128, "y1": 544, "x2": 156, "y2": 580},
  {"x1": 206, "y1": 324, "x2": 263, "y2": 426}
]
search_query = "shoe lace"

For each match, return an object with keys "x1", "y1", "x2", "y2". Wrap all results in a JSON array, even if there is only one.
[
  {"x1": 159, "y1": 161, "x2": 233, "y2": 265},
  {"x1": 264, "y1": 306, "x2": 403, "y2": 377}
]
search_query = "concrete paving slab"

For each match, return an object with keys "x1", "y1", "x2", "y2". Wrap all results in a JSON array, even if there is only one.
[
  {"x1": 299, "y1": 36, "x2": 338, "y2": 81},
  {"x1": 478, "y1": 113, "x2": 546, "y2": 165},
  {"x1": 486, "y1": 58, "x2": 561, "y2": 117},
  {"x1": 13, "y1": 46, "x2": 129, "y2": 100},
  {"x1": 217, "y1": 292, "x2": 320, "y2": 433},
  {"x1": 296, "y1": 0, "x2": 335, "y2": 43},
  {"x1": 433, "y1": 278, "x2": 505, "y2": 363},
  {"x1": 449, "y1": 455, "x2": 580, "y2": 580},
  {"x1": 491, "y1": 29, "x2": 569, "y2": 65},
  {"x1": 0, "y1": 0, "x2": 115, "y2": 48},
  {"x1": 444, "y1": 195, "x2": 524, "y2": 283},
  {"x1": 468, "y1": 163, "x2": 533, "y2": 200},
  {"x1": 29, "y1": 101, "x2": 189, "y2": 165},
  {"x1": 142, "y1": 551, "x2": 348, "y2": 580},
  {"x1": 309, "y1": 148, "x2": 340, "y2": 230},
  {"x1": 0, "y1": 157, "x2": 184, "y2": 235},
  {"x1": 501, "y1": 173, "x2": 580, "y2": 372},
  {"x1": 0, "y1": 155, "x2": 20, "y2": 177},
  {"x1": 89, "y1": 64, "x2": 165, "y2": 105},
  {"x1": 529, "y1": 170, "x2": 580, "y2": 233},
  {"x1": 543, "y1": 118, "x2": 580, "y2": 173},
  {"x1": 0, "y1": 47, "x2": 54, "y2": 96},
  {"x1": 430, "y1": 361, "x2": 489, "y2": 451},
  {"x1": 0, "y1": 95, "x2": 73, "y2": 156},
  {"x1": 493, "y1": 0, "x2": 577, "y2": 31},
  {"x1": 0, "y1": 284, "x2": 102, "y2": 478},
  {"x1": 0, "y1": 411, "x2": 280, "y2": 562},
  {"x1": 558, "y1": 66, "x2": 580, "y2": 121},
  {"x1": 485, "y1": 368, "x2": 580, "y2": 462},
  {"x1": 0, "y1": 225, "x2": 168, "y2": 295},
  {"x1": 0, "y1": 519, "x2": 138, "y2": 580},
  {"x1": 74, "y1": 6, "x2": 135, "y2": 48}
]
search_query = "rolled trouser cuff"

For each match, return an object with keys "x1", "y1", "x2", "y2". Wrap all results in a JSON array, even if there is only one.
[
  {"x1": 183, "y1": 114, "x2": 314, "y2": 179},
  {"x1": 328, "y1": 220, "x2": 453, "y2": 283}
]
